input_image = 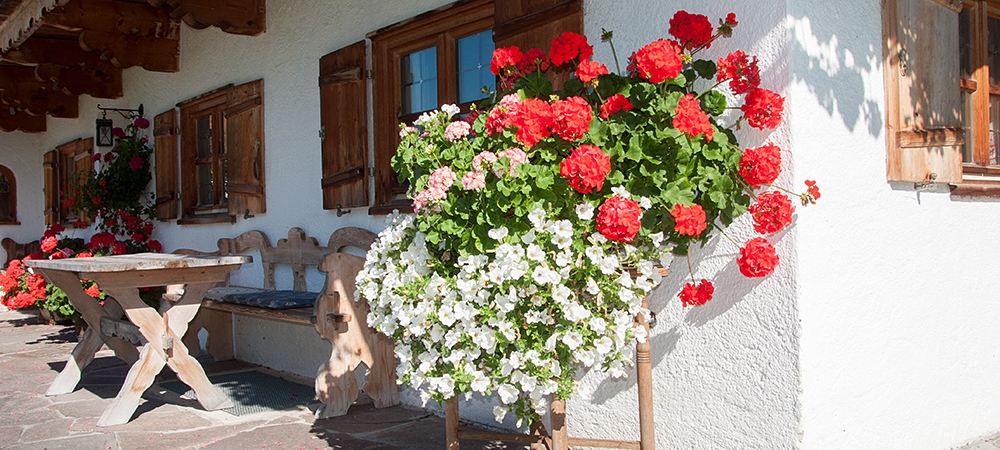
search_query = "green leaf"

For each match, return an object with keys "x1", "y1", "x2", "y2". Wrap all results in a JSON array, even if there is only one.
[
  {"x1": 692, "y1": 59, "x2": 717, "y2": 80},
  {"x1": 625, "y1": 135, "x2": 644, "y2": 161},
  {"x1": 700, "y1": 90, "x2": 728, "y2": 115}
]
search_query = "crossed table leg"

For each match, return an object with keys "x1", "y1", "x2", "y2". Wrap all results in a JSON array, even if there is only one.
[{"x1": 37, "y1": 267, "x2": 235, "y2": 426}]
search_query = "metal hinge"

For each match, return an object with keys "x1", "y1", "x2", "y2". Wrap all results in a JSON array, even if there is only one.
[
  {"x1": 366, "y1": 69, "x2": 374, "y2": 80},
  {"x1": 369, "y1": 167, "x2": 375, "y2": 177},
  {"x1": 319, "y1": 126, "x2": 325, "y2": 141}
]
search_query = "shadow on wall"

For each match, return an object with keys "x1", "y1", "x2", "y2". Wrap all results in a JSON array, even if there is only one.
[{"x1": 790, "y1": 3, "x2": 885, "y2": 139}]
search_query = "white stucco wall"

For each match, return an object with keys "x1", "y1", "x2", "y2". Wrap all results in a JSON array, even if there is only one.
[
  {"x1": 0, "y1": 130, "x2": 43, "y2": 258},
  {"x1": 791, "y1": 1, "x2": 1000, "y2": 449}
]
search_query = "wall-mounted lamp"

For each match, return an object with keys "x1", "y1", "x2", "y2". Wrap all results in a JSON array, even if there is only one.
[{"x1": 95, "y1": 104, "x2": 144, "y2": 147}]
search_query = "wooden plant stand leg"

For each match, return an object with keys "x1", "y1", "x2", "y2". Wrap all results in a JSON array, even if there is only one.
[
  {"x1": 636, "y1": 295, "x2": 655, "y2": 450},
  {"x1": 446, "y1": 398, "x2": 460, "y2": 450}
]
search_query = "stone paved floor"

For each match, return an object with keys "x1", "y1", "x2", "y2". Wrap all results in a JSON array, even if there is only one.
[{"x1": 0, "y1": 307, "x2": 525, "y2": 450}]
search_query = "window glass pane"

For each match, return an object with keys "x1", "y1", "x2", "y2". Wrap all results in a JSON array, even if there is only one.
[
  {"x1": 960, "y1": 8, "x2": 972, "y2": 79},
  {"x1": 990, "y1": 16, "x2": 1000, "y2": 87},
  {"x1": 992, "y1": 94, "x2": 1000, "y2": 164},
  {"x1": 196, "y1": 115, "x2": 212, "y2": 159},
  {"x1": 457, "y1": 29, "x2": 495, "y2": 104},
  {"x1": 401, "y1": 47, "x2": 438, "y2": 115},
  {"x1": 963, "y1": 90, "x2": 974, "y2": 163},
  {"x1": 197, "y1": 163, "x2": 213, "y2": 206}
]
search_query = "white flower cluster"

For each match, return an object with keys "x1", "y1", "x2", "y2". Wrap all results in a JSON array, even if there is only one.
[{"x1": 357, "y1": 209, "x2": 666, "y2": 422}]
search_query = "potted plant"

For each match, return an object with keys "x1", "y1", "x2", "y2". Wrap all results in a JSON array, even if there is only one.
[{"x1": 358, "y1": 10, "x2": 818, "y2": 425}]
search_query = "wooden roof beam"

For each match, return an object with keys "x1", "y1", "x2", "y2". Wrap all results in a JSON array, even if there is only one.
[
  {"x1": 4, "y1": 37, "x2": 124, "y2": 98},
  {"x1": 0, "y1": 105, "x2": 47, "y2": 133},
  {"x1": 148, "y1": 0, "x2": 264, "y2": 36},
  {"x1": 0, "y1": 66, "x2": 78, "y2": 118}
]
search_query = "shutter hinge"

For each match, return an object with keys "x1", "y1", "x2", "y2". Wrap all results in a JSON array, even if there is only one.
[
  {"x1": 366, "y1": 69, "x2": 374, "y2": 80},
  {"x1": 319, "y1": 126, "x2": 325, "y2": 141},
  {"x1": 369, "y1": 167, "x2": 375, "y2": 177}
]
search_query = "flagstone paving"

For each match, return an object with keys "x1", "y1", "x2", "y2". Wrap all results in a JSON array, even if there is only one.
[{"x1": 0, "y1": 307, "x2": 524, "y2": 449}]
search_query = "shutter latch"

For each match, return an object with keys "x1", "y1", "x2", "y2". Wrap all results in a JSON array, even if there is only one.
[{"x1": 319, "y1": 126, "x2": 325, "y2": 141}]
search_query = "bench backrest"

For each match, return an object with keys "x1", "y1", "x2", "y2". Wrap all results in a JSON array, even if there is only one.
[{"x1": 2, "y1": 238, "x2": 40, "y2": 264}]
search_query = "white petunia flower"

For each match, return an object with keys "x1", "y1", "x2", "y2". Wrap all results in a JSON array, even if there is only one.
[
  {"x1": 576, "y1": 202, "x2": 594, "y2": 220},
  {"x1": 441, "y1": 104, "x2": 461, "y2": 118},
  {"x1": 472, "y1": 371, "x2": 491, "y2": 393},
  {"x1": 521, "y1": 229, "x2": 536, "y2": 245},
  {"x1": 586, "y1": 278, "x2": 600, "y2": 295},
  {"x1": 639, "y1": 196, "x2": 652, "y2": 209},
  {"x1": 551, "y1": 220, "x2": 573, "y2": 238},
  {"x1": 599, "y1": 254, "x2": 620, "y2": 275},
  {"x1": 498, "y1": 384, "x2": 519, "y2": 404},
  {"x1": 611, "y1": 186, "x2": 630, "y2": 198},
  {"x1": 594, "y1": 336, "x2": 613, "y2": 355},
  {"x1": 564, "y1": 302, "x2": 591, "y2": 322},
  {"x1": 526, "y1": 244, "x2": 545, "y2": 262},
  {"x1": 649, "y1": 232, "x2": 664, "y2": 247},
  {"x1": 488, "y1": 226, "x2": 509, "y2": 240},
  {"x1": 551, "y1": 234, "x2": 572, "y2": 249},
  {"x1": 493, "y1": 405, "x2": 508, "y2": 422},
  {"x1": 552, "y1": 285, "x2": 573, "y2": 305},
  {"x1": 562, "y1": 331, "x2": 583, "y2": 350},
  {"x1": 528, "y1": 208, "x2": 546, "y2": 227}
]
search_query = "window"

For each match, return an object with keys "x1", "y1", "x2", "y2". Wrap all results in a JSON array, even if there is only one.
[
  {"x1": 43, "y1": 138, "x2": 93, "y2": 226},
  {"x1": 0, "y1": 165, "x2": 18, "y2": 224},
  {"x1": 959, "y1": 2, "x2": 1000, "y2": 178},
  {"x1": 168, "y1": 79, "x2": 265, "y2": 223},
  {"x1": 318, "y1": 0, "x2": 582, "y2": 213}
]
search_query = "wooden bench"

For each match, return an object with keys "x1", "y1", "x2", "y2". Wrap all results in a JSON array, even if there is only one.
[
  {"x1": 2, "y1": 237, "x2": 40, "y2": 264},
  {"x1": 312, "y1": 229, "x2": 398, "y2": 417},
  {"x1": 177, "y1": 227, "x2": 366, "y2": 361}
]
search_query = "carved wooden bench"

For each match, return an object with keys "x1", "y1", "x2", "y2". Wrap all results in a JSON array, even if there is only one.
[
  {"x1": 2, "y1": 237, "x2": 40, "y2": 264},
  {"x1": 176, "y1": 227, "x2": 347, "y2": 361},
  {"x1": 312, "y1": 228, "x2": 399, "y2": 417}
]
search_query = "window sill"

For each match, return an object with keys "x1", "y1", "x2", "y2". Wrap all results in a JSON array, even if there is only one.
[
  {"x1": 950, "y1": 182, "x2": 1000, "y2": 198},
  {"x1": 177, "y1": 213, "x2": 236, "y2": 225},
  {"x1": 0, "y1": 221, "x2": 20, "y2": 225},
  {"x1": 369, "y1": 202, "x2": 414, "y2": 216}
]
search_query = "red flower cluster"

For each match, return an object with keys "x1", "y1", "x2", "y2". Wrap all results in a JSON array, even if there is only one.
[
  {"x1": 737, "y1": 237, "x2": 779, "y2": 277},
  {"x1": 717, "y1": 50, "x2": 760, "y2": 95},
  {"x1": 671, "y1": 203, "x2": 707, "y2": 237},
  {"x1": 596, "y1": 195, "x2": 642, "y2": 242},
  {"x1": 519, "y1": 48, "x2": 549, "y2": 74},
  {"x1": 633, "y1": 39, "x2": 683, "y2": 83},
  {"x1": 600, "y1": 94, "x2": 633, "y2": 119},
  {"x1": 739, "y1": 143, "x2": 782, "y2": 188},
  {"x1": 549, "y1": 32, "x2": 593, "y2": 66},
  {"x1": 804, "y1": 180, "x2": 821, "y2": 204},
  {"x1": 742, "y1": 88, "x2": 785, "y2": 129},
  {"x1": 679, "y1": 279, "x2": 714, "y2": 307},
  {"x1": 509, "y1": 98, "x2": 554, "y2": 148},
  {"x1": 84, "y1": 283, "x2": 101, "y2": 298},
  {"x1": 748, "y1": 191, "x2": 794, "y2": 234},
  {"x1": 576, "y1": 59, "x2": 608, "y2": 84},
  {"x1": 88, "y1": 232, "x2": 117, "y2": 251},
  {"x1": 0, "y1": 260, "x2": 47, "y2": 310},
  {"x1": 560, "y1": 144, "x2": 611, "y2": 194},
  {"x1": 491, "y1": 46, "x2": 523, "y2": 75},
  {"x1": 40, "y1": 235, "x2": 58, "y2": 253},
  {"x1": 551, "y1": 96, "x2": 592, "y2": 141},
  {"x1": 669, "y1": 10, "x2": 713, "y2": 50},
  {"x1": 674, "y1": 93, "x2": 714, "y2": 141}
]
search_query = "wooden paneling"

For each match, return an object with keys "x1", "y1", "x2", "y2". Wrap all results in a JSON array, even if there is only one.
[
  {"x1": 224, "y1": 78, "x2": 265, "y2": 216},
  {"x1": 154, "y1": 108, "x2": 178, "y2": 220},
  {"x1": 319, "y1": 40, "x2": 368, "y2": 210},
  {"x1": 494, "y1": 0, "x2": 582, "y2": 89}
]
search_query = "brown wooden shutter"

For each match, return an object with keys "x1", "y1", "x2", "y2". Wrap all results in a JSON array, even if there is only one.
[
  {"x1": 494, "y1": 0, "x2": 582, "y2": 89},
  {"x1": 57, "y1": 138, "x2": 93, "y2": 224},
  {"x1": 224, "y1": 78, "x2": 266, "y2": 216},
  {"x1": 319, "y1": 40, "x2": 369, "y2": 210},
  {"x1": 154, "y1": 109, "x2": 178, "y2": 220},
  {"x1": 883, "y1": 0, "x2": 964, "y2": 183},
  {"x1": 43, "y1": 150, "x2": 58, "y2": 226}
]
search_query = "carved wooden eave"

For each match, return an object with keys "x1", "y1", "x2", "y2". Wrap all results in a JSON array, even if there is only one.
[{"x1": 0, "y1": 0, "x2": 265, "y2": 133}]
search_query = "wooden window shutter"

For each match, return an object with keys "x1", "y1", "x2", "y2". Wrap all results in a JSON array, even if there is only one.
[
  {"x1": 43, "y1": 150, "x2": 58, "y2": 226},
  {"x1": 57, "y1": 138, "x2": 93, "y2": 224},
  {"x1": 883, "y1": 0, "x2": 964, "y2": 183},
  {"x1": 494, "y1": 0, "x2": 583, "y2": 89},
  {"x1": 224, "y1": 78, "x2": 266, "y2": 216},
  {"x1": 319, "y1": 40, "x2": 369, "y2": 210},
  {"x1": 154, "y1": 108, "x2": 178, "y2": 220}
]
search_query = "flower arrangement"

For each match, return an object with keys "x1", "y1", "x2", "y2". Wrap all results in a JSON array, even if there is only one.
[
  {"x1": 0, "y1": 224, "x2": 98, "y2": 318},
  {"x1": 357, "y1": 10, "x2": 819, "y2": 424}
]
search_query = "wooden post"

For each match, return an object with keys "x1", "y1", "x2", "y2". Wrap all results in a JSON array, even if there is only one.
[
  {"x1": 446, "y1": 397, "x2": 460, "y2": 450},
  {"x1": 636, "y1": 295, "x2": 655, "y2": 450},
  {"x1": 550, "y1": 398, "x2": 568, "y2": 450}
]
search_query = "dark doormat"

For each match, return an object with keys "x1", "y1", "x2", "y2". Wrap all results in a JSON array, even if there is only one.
[{"x1": 162, "y1": 370, "x2": 317, "y2": 416}]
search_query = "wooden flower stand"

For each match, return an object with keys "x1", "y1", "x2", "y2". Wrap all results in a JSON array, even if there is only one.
[{"x1": 445, "y1": 295, "x2": 656, "y2": 450}]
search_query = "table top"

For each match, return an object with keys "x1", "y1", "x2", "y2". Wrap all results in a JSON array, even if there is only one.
[{"x1": 24, "y1": 253, "x2": 252, "y2": 273}]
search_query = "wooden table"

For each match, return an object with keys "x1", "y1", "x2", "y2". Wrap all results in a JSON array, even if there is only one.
[{"x1": 25, "y1": 253, "x2": 250, "y2": 426}]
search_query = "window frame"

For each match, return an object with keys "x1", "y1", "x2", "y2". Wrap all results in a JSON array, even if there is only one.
[
  {"x1": 177, "y1": 86, "x2": 230, "y2": 221},
  {"x1": 369, "y1": 0, "x2": 494, "y2": 214},
  {"x1": 0, "y1": 165, "x2": 18, "y2": 225}
]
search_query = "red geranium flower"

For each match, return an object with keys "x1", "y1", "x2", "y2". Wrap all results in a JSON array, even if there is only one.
[
  {"x1": 805, "y1": 180, "x2": 821, "y2": 201},
  {"x1": 491, "y1": 46, "x2": 523, "y2": 76},
  {"x1": 148, "y1": 240, "x2": 162, "y2": 253},
  {"x1": 549, "y1": 32, "x2": 593, "y2": 66},
  {"x1": 75, "y1": 252, "x2": 93, "y2": 258},
  {"x1": 669, "y1": 10, "x2": 713, "y2": 50},
  {"x1": 671, "y1": 203, "x2": 707, "y2": 237},
  {"x1": 71, "y1": 219, "x2": 88, "y2": 229},
  {"x1": 550, "y1": 96, "x2": 592, "y2": 141},
  {"x1": 84, "y1": 283, "x2": 101, "y2": 298},
  {"x1": 633, "y1": 39, "x2": 684, "y2": 83},
  {"x1": 560, "y1": 144, "x2": 611, "y2": 194},
  {"x1": 509, "y1": 98, "x2": 554, "y2": 148},
  {"x1": 134, "y1": 117, "x2": 150, "y2": 129},
  {"x1": 596, "y1": 195, "x2": 643, "y2": 243},
  {"x1": 576, "y1": 59, "x2": 608, "y2": 84},
  {"x1": 717, "y1": 50, "x2": 760, "y2": 95},
  {"x1": 739, "y1": 143, "x2": 782, "y2": 188},
  {"x1": 111, "y1": 127, "x2": 126, "y2": 138},
  {"x1": 600, "y1": 94, "x2": 633, "y2": 119},
  {"x1": 674, "y1": 93, "x2": 714, "y2": 141},
  {"x1": 518, "y1": 48, "x2": 550, "y2": 74},
  {"x1": 40, "y1": 236, "x2": 58, "y2": 253},
  {"x1": 737, "y1": 237, "x2": 779, "y2": 278},
  {"x1": 129, "y1": 155, "x2": 144, "y2": 170},
  {"x1": 112, "y1": 243, "x2": 127, "y2": 255},
  {"x1": 742, "y1": 87, "x2": 785, "y2": 129},
  {"x1": 679, "y1": 279, "x2": 714, "y2": 307},
  {"x1": 748, "y1": 191, "x2": 795, "y2": 234}
]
